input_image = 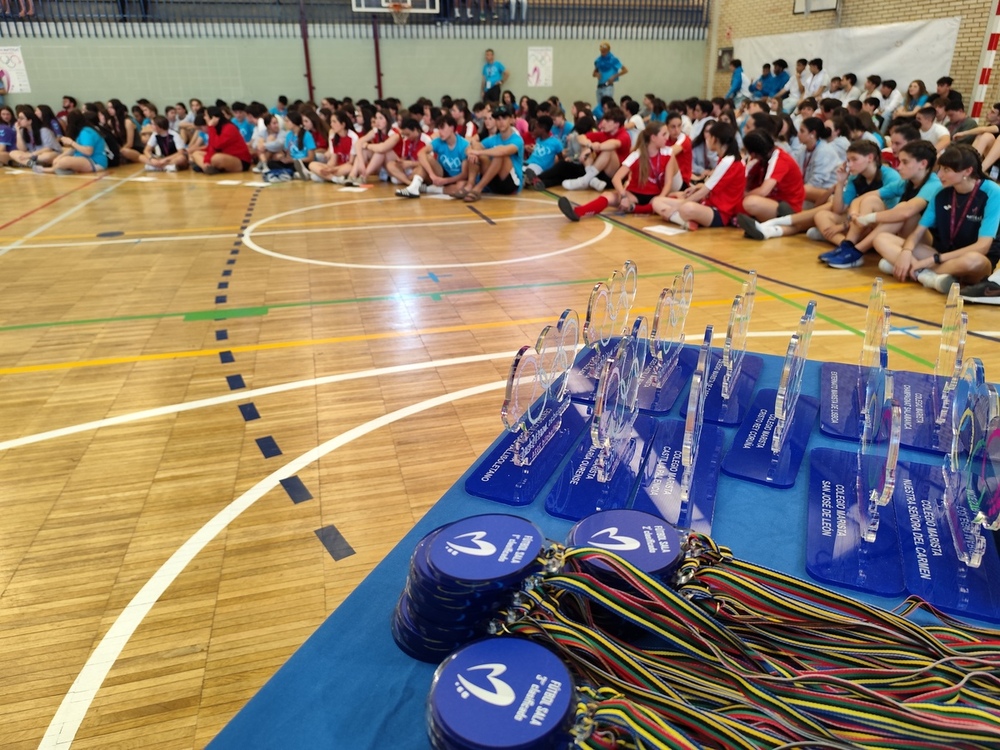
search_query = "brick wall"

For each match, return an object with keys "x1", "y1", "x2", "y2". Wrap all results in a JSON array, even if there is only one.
[{"x1": 711, "y1": 0, "x2": 998, "y2": 112}]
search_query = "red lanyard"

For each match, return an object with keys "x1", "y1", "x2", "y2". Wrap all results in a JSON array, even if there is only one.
[{"x1": 949, "y1": 180, "x2": 981, "y2": 247}]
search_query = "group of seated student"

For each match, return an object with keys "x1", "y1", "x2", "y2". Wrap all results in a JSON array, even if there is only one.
[{"x1": 4, "y1": 77, "x2": 1000, "y2": 304}]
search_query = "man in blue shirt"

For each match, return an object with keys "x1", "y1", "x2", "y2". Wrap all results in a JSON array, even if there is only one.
[
  {"x1": 751, "y1": 63, "x2": 774, "y2": 100},
  {"x1": 593, "y1": 42, "x2": 627, "y2": 104},
  {"x1": 770, "y1": 59, "x2": 792, "y2": 105},
  {"x1": 463, "y1": 105, "x2": 524, "y2": 201},
  {"x1": 396, "y1": 114, "x2": 470, "y2": 198},
  {"x1": 523, "y1": 115, "x2": 562, "y2": 187},
  {"x1": 481, "y1": 49, "x2": 508, "y2": 104}
]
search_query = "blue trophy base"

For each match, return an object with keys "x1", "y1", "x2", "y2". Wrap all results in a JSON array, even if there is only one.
[
  {"x1": 635, "y1": 347, "x2": 699, "y2": 415},
  {"x1": 680, "y1": 352, "x2": 763, "y2": 426},
  {"x1": 819, "y1": 361, "x2": 865, "y2": 441},
  {"x1": 720, "y1": 389, "x2": 819, "y2": 489},
  {"x1": 894, "y1": 371, "x2": 952, "y2": 454},
  {"x1": 631, "y1": 418, "x2": 725, "y2": 535},
  {"x1": 892, "y1": 461, "x2": 1000, "y2": 623},
  {"x1": 464, "y1": 402, "x2": 591, "y2": 506},
  {"x1": 804, "y1": 448, "x2": 905, "y2": 597},
  {"x1": 544, "y1": 414, "x2": 658, "y2": 522}
]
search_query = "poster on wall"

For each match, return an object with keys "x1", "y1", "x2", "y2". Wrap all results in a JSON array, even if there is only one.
[
  {"x1": 527, "y1": 47, "x2": 553, "y2": 88},
  {"x1": 793, "y1": 0, "x2": 837, "y2": 13},
  {"x1": 0, "y1": 46, "x2": 31, "y2": 93}
]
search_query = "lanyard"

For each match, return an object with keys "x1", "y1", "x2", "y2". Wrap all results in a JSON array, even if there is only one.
[{"x1": 949, "y1": 180, "x2": 981, "y2": 247}]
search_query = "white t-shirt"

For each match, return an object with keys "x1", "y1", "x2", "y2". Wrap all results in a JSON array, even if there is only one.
[
  {"x1": 881, "y1": 89, "x2": 904, "y2": 118},
  {"x1": 920, "y1": 122, "x2": 950, "y2": 147},
  {"x1": 805, "y1": 70, "x2": 830, "y2": 98}
]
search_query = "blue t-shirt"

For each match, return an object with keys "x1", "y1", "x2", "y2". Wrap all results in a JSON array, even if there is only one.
[
  {"x1": 432, "y1": 134, "x2": 469, "y2": 177},
  {"x1": 527, "y1": 135, "x2": 562, "y2": 172},
  {"x1": 907, "y1": 171, "x2": 942, "y2": 205},
  {"x1": 551, "y1": 121, "x2": 573, "y2": 148},
  {"x1": 482, "y1": 130, "x2": 525, "y2": 185},
  {"x1": 285, "y1": 130, "x2": 316, "y2": 160},
  {"x1": 75, "y1": 126, "x2": 108, "y2": 168},
  {"x1": 771, "y1": 70, "x2": 791, "y2": 97},
  {"x1": 920, "y1": 179, "x2": 1000, "y2": 253},
  {"x1": 270, "y1": 106, "x2": 287, "y2": 117},
  {"x1": 235, "y1": 117, "x2": 255, "y2": 143},
  {"x1": 594, "y1": 52, "x2": 622, "y2": 86},
  {"x1": 0, "y1": 123, "x2": 15, "y2": 150},
  {"x1": 482, "y1": 61, "x2": 505, "y2": 89},
  {"x1": 842, "y1": 165, "x2": 905, "y2": 208}
]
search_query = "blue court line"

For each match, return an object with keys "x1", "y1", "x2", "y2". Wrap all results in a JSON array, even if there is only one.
[
  {"x1": 226, "y1": 259, "x2": 236, "y2": 265},
  {"x1": 219, "y1": 351, "x2": 235, "y2": 364},
  {"x1": 216, "y1": 295, "x2": 227, "y2": 304},
  {"x1": 222, "y1": 270, "x2": 232, "y2": 277},
  {"x1": 280, "y1": 476, "x2": 314, "y2": 504},
  {"x1": 238, "y1": 403, "x2": 261, "y2": 421},
  {"x1": 226, "y1": 374, "x2": 245, "y2": 390},
  {"x1": 216, "y1": 330, "x2": 228, "y2": 340},
  {"x1": 218, "y1": 282, "x2": 229, "y2": 290},
  {"x1": 256, "y1": 435, "x2": 282, "y2": 458},
  {"x1": 466, "y1": 205, "x2": 496, "y2": 225},
  {"x1": 315, "y1": 525, "x2": 355, "y2": 560}
]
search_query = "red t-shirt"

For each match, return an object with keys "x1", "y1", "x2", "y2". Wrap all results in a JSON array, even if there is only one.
[
  {"x1": 395, "y1": 132, "x2": 431, "y2": 161},
  {"x1": 746, "y1": 148, "x2": 805, "y2": 212},
  {"x1": 881, "y1": 147, "x2": 898, "y2": 170},
  {"x1": 312, "y1": 131, "x2": 329, "y2": 152},
  {"x1": 666, "y1": 133, "x2": 693, "y2": 184},
  {"x1": 622, "y1": 148, "x2": 671, "y2": 195},
  {"x1": 206, "y1": 122, "x2": 252, "y2": 164},
  {"x1": 332, "y1": 130, "x2": 359, "y2": 163},
  {"x1": 588, "y1": 126, "x2": 632, "y2": 165},
  {"x1": 702, "y1": 154, "x2": 746, "y2": 224}
]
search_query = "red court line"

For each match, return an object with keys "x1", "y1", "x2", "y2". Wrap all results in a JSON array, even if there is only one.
[{"x1": 0, "y1": 175, "x2": 105, "y2": 232}]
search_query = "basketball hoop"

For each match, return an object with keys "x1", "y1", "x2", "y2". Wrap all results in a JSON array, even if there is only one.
[{"x1": 389, "y1": 2, "x2": 410, "y2": 24}]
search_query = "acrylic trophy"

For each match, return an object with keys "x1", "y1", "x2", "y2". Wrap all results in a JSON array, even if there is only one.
[
  {"x1": 680, "y1": 270, "x2": 763, "y2": 425},
  {"x1": 892, "y1": 356, "x2": 1000, "y2": 622},
  {"x1": 635, "y1": 264, "x2": 699, "y2": 413},
  {"x1": 806, "y1": 361, "x2": 906, "y2": 597},
  {"x1": 721, "y1": 301, "x2": 820, "y2": 488},
  {"x1": 546, "y1": 317, "x2": 659, "y2": 522},
  {"x1": 567, "y1": 260, "x2": 639, "y2": 401},
  {"x1": 896, "y1": 283, "x2": 968, "y2": 453},
  {"x1": 819, "y1": 278, "x2": 891, "y2": 441},
  {"x1": 466, "y1": 309, "x2": 590, "y2": 505},
  {"x1": 633, "y1": 326, "x2": 726, "y2": 534}
]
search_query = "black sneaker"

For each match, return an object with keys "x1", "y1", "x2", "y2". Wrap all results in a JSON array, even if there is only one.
[
  {"x1": 557, "y1": 196, "x2": 580, "y2": 222},
  {"x1": 395, "y1": 188, "x2": 419, "y2": 199},
  {"x1": 736, "y1": 213, "x2": 764, "y2": 241},
  {"x1": 776, "y1": 200, "x2": 793, "y2": 217},
  {"x1": 960, "y1": 280, "x2": 1000, "y2": 305}
]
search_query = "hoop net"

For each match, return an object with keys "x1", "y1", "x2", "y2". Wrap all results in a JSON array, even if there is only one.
[{"x1": 389, "y1": 2, "x2": 410, "y2": 24}]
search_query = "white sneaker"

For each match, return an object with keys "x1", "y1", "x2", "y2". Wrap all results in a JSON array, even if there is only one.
[
  {"x1": 561, "y1": 175, "x2": 591, "y2": 191},
  {"x1": 331, "y1": 176, "x2": 348, "y2": 185},
  {"x1": 309, "y1": 172, "x2": 325, "y2": 183},
  {"x1": 806, "y1": 227, "x2": 825, "y2": 241},
  {"x1": 917, "y1": 270, "x2": 957, "y2": 294},
  {"x1": 588, "y1": 177, "x2": 606, "y2": 191},
  {"x1": 877, "y1": 259, "x2": 894, "y2": 275},
  {"x1": 252, "y1": 162, "x2": 266, "y2": 173},
  {"x1": 467, "y1": 8, "x2": 473, "y2": 17},
  {"x1": 144, "y1": 164, "x2": 163, "y2": 172},
  {"x1": 164, "y1": 164, "x2": 177, "y2": 173},
  {"x1": 454, "y1": 6, "x2": 460, "y2": 16}
]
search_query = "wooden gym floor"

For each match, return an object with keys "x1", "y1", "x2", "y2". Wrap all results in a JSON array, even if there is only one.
[{"x1": 1, "y1": 165, "x2": 998, "y2": 749}]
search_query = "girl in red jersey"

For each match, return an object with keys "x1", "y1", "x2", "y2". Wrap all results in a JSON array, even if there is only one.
[
  {"x1": 558, "y1": 122, "x2": 671, "y2": 221},
  {"x1": 652, "y1": 121, "x2": 745, "y2": 230},
  {"x1": 661, "y1": 111, "x2": 692, "y2": 191},
  {"x1": 303, "y1": 110, "x2": 330, "y2": 162},
  {"x1": 740, "y1": 130, "x2": 805, "y2": 221},
  {"x1": 192, "y1": 106, "x2": 252, "y2": 174},
  {"x1": 308, "y1": 110, "x2": 360, "y2": 183}
]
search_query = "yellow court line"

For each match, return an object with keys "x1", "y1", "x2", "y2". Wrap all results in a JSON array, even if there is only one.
[{"x1": 3, "y1": 209, "x2": 558, "y2": 243}]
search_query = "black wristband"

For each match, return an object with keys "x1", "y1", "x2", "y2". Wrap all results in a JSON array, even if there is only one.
[{"x1": 933, "y1": 252, "x2": 941, "y2": 265}]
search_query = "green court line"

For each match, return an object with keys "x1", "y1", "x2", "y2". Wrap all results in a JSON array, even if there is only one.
[
  {"x1": 593, "y1": 212, "x2": 935, "y2": 370},
  {"x1": 0, "y1": 269, "x2": 714, "y2": 332}
]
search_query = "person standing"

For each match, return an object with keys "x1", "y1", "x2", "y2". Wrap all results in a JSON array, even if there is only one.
[
  {"x1": 593, "y1": 42, "x2": 627, "y2": 103},
  {"x1": 481, "y1": 49, "x2": 508, "y2": 104}
]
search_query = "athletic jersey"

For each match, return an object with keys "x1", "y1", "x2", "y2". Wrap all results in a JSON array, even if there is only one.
[
  {"x1": 920, "y1": 180, "x2": 1000, "y2": 256},
  {"x1": 331, "y1": 130, "x2": 359, "y2": 163},
  {"x1": 702, "y1": 154, "x2": 745, "y2": 224},
  {"x1": 395, "y1": 133, "x2": 431, "y2": 161},
  {"x1": 552, "y1": 120, "x2": 573, "y2": 147},
  {"x1": 75, "y1": 126, "x2": 109, "y2": 169},
  {"x1": 746, "y1": 148, "x2": 805, "y2": 212},
  {"x1": 461, "y1": 121, "x2": 477, "y2": 140},
  {"x1": 206, "y1": 123, "x2": 252, "y2": 164},
  {"x1": 234, "y1": 117, "x2": 255, "y2": 143},
  {"x1": 842, "y1": 165, "x2": 905, "y2": 208},
  {"x1": 481, "y1": 129, "x2": 525, "y2": 185},
  {"x1": 312, "y1": 130, "x2": 329, "y2": 152},
  {"x1": 621, "y1": 147, "x2": 671, "y2": 195},
  {"x1": 0, "y1": 123, "x2": 15, "y2": 150},
  {"x1": 666, "y1": 133, "x2": 693, "y2": 184},
  {"x1": 900, "y1": 171, "x2": 942, "y2": 205},
  {"x1": 527, "y1": 135, "x2": 562, "y2": 172},
  {"x1": 588, "y1": 126, "x2": 631, "y2": 165},
  {"x1": 482, "y1": 61, "x2": 506, "y2": 88},
  {"x1": 150, "y1": 130, "x2": 186, "y2": 158},
  {"x1": 431, "y1": 134, "x2": 469, "y2": 177},
  {"x1": 284, "y1": 130, "x2": 316, "y2": 160}
]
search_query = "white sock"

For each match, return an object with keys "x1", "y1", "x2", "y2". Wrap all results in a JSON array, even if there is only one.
[
  {"x1": 765, "y1": 215, "x2": 793, "y2": 227},
  {"x1": 668, "y1": 211, "x2": 686, "y2": 228},
  {"x1": 426, "y1": 185, "x2": 443, "y2": 194},
  {"x1": 761, "y1": 223, "x2": 784, "y2": 239},
  {"x1": 405, "y1": 175, "x2": 423, "y2": 194},
  {"x1": 989, "y1": 270, "x2": 1000, "y2": 285},
  {"x1": 584, "y1": 165, "x2": 599, "y2": 180}
]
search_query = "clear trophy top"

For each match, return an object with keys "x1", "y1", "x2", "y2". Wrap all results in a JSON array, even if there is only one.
[
  {"x1": 859, "y1": 278, "x2": 890, "y2": 371},
  {"x1": 722, "y1": 270, "x2": 756, "y2": 400},
  {"x1": 583, "y1": 260, "x2": 638, "y2": 349},
  {"x1": 592, "y1": 316, "x2": 648, "y2": 451},
  {"x1": 772, "y1": 301, "x2": 817, "y2": 454}
]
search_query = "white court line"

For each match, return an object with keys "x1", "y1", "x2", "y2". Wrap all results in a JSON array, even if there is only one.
[
  {"x1": 0, "y1": 351, "x2": 517, "y2": 453},
  {"x1": 38, "y1": 379, "x2": 507, "y2": 750},
  {"x1": 2, "y1": 213, "x2": 561, "y2": 253},
  {"x1": 241, "y1": 197, "x2": 613, "y2": 269},
  {"x1": 0, "y1": 173, "x2": 140, "y2": 258}
]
